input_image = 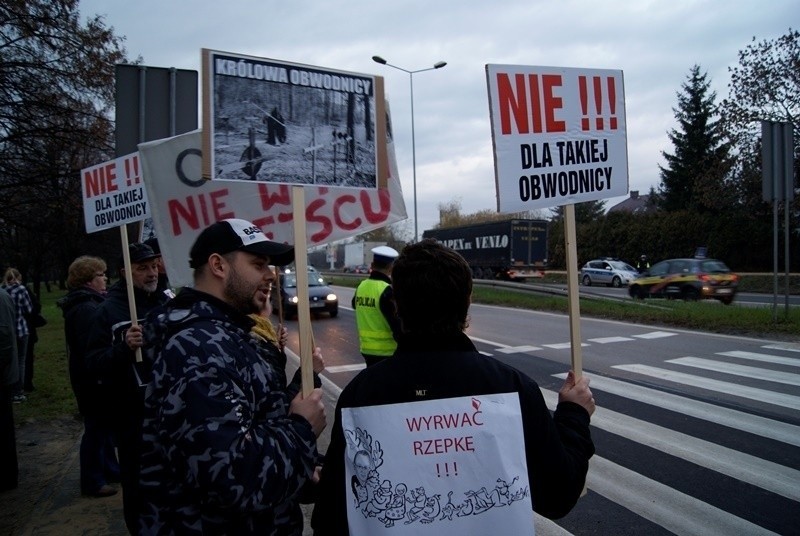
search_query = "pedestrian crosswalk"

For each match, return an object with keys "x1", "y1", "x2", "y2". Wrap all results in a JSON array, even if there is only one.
[{"x1": 546, "y1": 340, "x2": 800, "y2": 535}]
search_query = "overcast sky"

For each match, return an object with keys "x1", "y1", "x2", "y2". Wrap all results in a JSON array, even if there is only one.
[{"x1": 80, "y1": 0, "x2": 797, "y2": 237}]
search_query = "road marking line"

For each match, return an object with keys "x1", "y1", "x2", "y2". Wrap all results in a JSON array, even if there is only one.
[
  {"x1": 588, "y1": 336, "x2": 635, "y2": 344},
  {"x1": 612, "y1": 364, "x2": 800, "y2": 410},
  {"x1": 324, "y1": 364, "x2": 366, "y2": 374},
  {"x1": 542, "y1": 342, "x2": 589, "y2": 349},
  {"x1": 497, "y1": 345, "x2": 542, "y2": 353},
  {"x1": 553, "y1": 372, "x2": 800, "y2": 447},
  {"x1": 668, "y1": 356, "x2": 800, "y2": 386},
  {"x1": 762, "y1": 342, "x2": 800, "y2": 353},
  {"x1": 633, "y1": 331, "x2": 678, "y2": 339},
  {"x1": 718, "y1": 350, "x2": 800, "y2": 367}
]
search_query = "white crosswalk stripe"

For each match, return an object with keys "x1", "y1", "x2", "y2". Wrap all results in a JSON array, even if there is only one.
[
  {"x1": 612, "y1": 363, "x2": 800, "y2": 410},
  {"x1": 552, "y1": 372, "x2": 800, "y2": 447},
  {"x1": 667, "y1": 356, "x2": 800, "y2": 386},
  {"x1": 718, "y1": 349, "x2": 800, "y2": 367}
]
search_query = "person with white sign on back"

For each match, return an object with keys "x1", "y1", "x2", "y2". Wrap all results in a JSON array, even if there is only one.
[{"x1": 312, "y1": 239, "x2": 595, "y2": 535}]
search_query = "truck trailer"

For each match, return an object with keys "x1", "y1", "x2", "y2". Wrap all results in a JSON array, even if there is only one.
[{"x1": 422, "y1": 219, "x2": 548, "y2": 280}]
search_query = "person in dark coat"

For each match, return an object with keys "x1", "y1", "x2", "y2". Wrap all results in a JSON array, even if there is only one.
[
  {"x1": 138, "y1": 219, "x2": 325, "y2": 534},
  {"x1": 22, "y1": 285, "x2": 42, "y2": 393},
  {"x1": 85, "y1": 243, "x2": 168, "y2": 533},
  {"x1": 57, "y1": 255, "x2": 119, "y2": 497},
  {"x1": 311, "y1": 239, "x2": 596, "y2": 534},
  {"x1": 0, "y1": 287, "x2": 19, "y2": 492}
]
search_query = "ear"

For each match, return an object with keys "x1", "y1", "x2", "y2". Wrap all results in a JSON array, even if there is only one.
[{"x1": 206, "y1": 253, "x2": 228, "y2": 279}]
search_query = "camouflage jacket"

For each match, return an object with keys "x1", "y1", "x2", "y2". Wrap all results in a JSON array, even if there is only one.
[{"x1": 139, "y1": 288, "x2": 319, "y2": 535}]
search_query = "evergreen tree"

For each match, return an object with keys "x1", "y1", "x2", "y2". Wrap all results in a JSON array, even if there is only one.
[
  {"x1": 549, "y1": 200, "x2": 606, "y2": 223},
  {"x1": 658, "y1": 65, "x2": 732, "y2": 213}
]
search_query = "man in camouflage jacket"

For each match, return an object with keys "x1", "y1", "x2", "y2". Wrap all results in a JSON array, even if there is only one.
[{"x1": 138, "y1": 219, "x2": 326, "y2": 535}]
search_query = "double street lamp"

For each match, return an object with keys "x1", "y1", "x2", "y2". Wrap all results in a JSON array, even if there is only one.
[{"x1": 372, "y1": 55, "x2": 447, "y2": 242}]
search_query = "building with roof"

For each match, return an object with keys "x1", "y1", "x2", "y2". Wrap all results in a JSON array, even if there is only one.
[{"x1": 607, "y1": 190, "x2": 656, "y2": 214}]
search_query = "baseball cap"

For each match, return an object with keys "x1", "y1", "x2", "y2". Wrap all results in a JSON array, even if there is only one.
[
  {"x1": 128, "y1": 242, "x2": 160, "y2": 264},
  {"x1": 143, "y1": 236, "x2": 161, "y2": 255},
  {"x1": 189, "y1": 218, "x2": 295, "y2": 268}
]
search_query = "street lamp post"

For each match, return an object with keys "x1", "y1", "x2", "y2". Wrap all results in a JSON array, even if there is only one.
[{"x1": 372, "y1": 55, "x2": 446, "y2": 242}]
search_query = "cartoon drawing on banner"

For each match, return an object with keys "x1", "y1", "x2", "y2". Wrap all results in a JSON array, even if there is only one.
[
  {"x1": 343, "y1": 423, "x2": 530, "y2": 528},
  {"x1": 203, "y1": 49, "x2": 384, "y2": 188}
]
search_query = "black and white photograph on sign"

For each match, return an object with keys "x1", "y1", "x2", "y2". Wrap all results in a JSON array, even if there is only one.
[{"x1": 205, "y1": 50, "x2": 380, "y2": 188}]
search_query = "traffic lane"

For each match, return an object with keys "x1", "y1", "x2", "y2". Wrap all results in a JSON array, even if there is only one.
[
  {"x1": 568, "y1": 282, "x2": 797, "y2": 307},
  {"x1": 283, "y1": 287, "x2": 799, "y2": 419},
  {"x1": 466, "y1": 303, "x2": 800, "y2": 422}
]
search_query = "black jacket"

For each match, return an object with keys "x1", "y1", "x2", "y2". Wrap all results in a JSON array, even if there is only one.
[
  {"x1": 58, "y1": 287, "x2": 106, "y2": 415},
  {"x1": 311, "y1": 332, "x2": 594, "y2": 533},
  {"x1": 85, "y1": 280, "x2": 169, "y2": 428}
]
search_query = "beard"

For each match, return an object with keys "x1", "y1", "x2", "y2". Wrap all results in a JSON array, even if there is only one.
[
  {"x1": 223, "y1": 264, "x2": 261, "y2": 315},
  {"x1": 142, "y1": 279, "x2": 158, "y2": 293}
]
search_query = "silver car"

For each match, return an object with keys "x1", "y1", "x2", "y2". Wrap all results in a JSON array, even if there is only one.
[{"x1": 581, "y1": 259, "x2": 639, "y2": 288}]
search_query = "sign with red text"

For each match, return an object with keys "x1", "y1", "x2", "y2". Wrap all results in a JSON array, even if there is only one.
[
  {"x1": 138, "y1": 129, "x2": 406, "y2": 288},
  {"x1": 80, "y1": 152, "x2": 150, "y2": 233},
  {"x1": 486, "y1": 64, "x2": 628, "y2": 212},
  {"x1": 341, "y1": 393, "x2": 532, "y2": 535},
  {"x1": 202, "y1": 49, "x2": 386, "y2": 189}
]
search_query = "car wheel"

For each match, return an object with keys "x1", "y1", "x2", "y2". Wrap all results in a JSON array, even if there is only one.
[
  {"x1": 611, "y1": 276, "x2": 622, "y2": 288},
  {"x1": 719, "y1": 296, "x2": 734, "y2": 305},
  {"x1": 329, "y1": 306, "x2": 339, "y2": 318},
  {"x1": 682, "y1": 287, "x2": 700, "y2": 301},
  {"x1": 629, "y1": 285, "x2": 645, "y2": 299},
  {"x1": 582, "y1": 275, "x2": 592, "y2": 286}
]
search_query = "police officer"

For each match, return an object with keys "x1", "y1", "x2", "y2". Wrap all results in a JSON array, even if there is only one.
[
  {"x1": 352, "y1": 246, "x2": 401, "y2": 366},
  {"x1": 637, "y1": 254, "x2": 650, "y2": 273}
]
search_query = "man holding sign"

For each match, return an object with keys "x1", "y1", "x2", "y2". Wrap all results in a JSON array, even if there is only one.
[
  {"x1": 312, "y1": 240, "x2": 595, "y2": 535},
  {"x1": 84, "y1": 241, "x2": 166, "y2": 533},
  {"x1": 138, "y1": 219, "x2": 326, "y2": 535}
]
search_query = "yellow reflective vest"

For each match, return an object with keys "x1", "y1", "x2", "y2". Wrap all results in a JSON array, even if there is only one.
[{"x1": 354, "y1": 278, "x2": 397, "y2": 356}]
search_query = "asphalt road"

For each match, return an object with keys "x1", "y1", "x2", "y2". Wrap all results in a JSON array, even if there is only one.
[{"x1": 285, "y1": 285, "x2": 800, "y2": 535}]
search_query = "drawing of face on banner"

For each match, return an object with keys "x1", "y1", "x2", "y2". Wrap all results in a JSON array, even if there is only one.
[{"x1": 341, "y1": 393, "x2": 534, "y2": 535}]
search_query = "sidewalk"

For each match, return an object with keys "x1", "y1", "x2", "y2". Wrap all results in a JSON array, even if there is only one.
[
  {"x1": 1, "y1": 356, "x2": 337, "y2": 535},
  {"x1": 0, "y1": 416, "x2": 127, "y2": 535}
]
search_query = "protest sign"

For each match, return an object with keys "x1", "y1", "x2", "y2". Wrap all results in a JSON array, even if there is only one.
[
  {"x1": 486, "y1": 64, "x2": 628, "y2": 212},
  {"x1": 81, "y1": 152, "x2": 150, "y2": 233},
  {"x1": 137, "y1": 129, "x2": 406, "y2": 289},
  {"x1": 341, "y1": 393, "x2": 533, "y2": 535},
  {"x1": 201, "y1": 49, "x2": 385, "y2": 189}
]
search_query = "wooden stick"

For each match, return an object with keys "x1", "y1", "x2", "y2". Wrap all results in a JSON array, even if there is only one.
[
  {"x1": 564, "y1": 203, "x2": 583, "y2": 377},
  {"x1": 119, "y1": 225, "x2": 142, "y2": 363},
  {"x1": 291, "y1": 186, "x2": 314, "y2": 396},
  {"x1": 564, "y1": 203, "x2": 588, "y2": 497}
]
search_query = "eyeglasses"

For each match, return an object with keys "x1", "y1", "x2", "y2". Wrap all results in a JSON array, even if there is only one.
[{"x1": 94, "y1": 273, "x2": 107, "y2": 279}]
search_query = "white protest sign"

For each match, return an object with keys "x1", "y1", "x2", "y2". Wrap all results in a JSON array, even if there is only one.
[
  {"x1": 138, "y1": 129, "x2": 406, "y2": 289},
  {"x1": 341, "y1": 393, "x2": 533, "y2": 535},
  {"x1": 486, "y1": 64, "x2": 628, "y2": 212},
  {"x1": 80, "y1": 152, "x2": 150, "y2": 233}
]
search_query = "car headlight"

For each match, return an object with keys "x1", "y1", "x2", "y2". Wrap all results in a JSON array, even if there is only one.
[
  {"x1": 326, "y1": 293, "x2": 338, "y2": 302},
  {"x1": 290, "y1": 296, "x2": 299, "y2": 304}
]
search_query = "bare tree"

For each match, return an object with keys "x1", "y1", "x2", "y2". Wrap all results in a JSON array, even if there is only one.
[{"x1": 0, "y1": 0, "x2": 128, "y2": 287}]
